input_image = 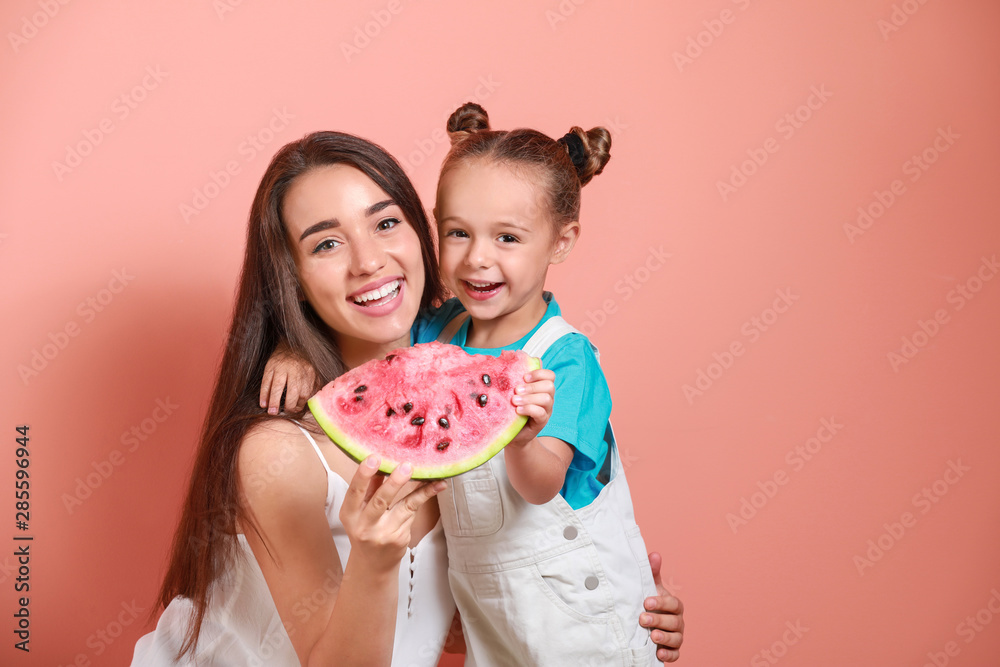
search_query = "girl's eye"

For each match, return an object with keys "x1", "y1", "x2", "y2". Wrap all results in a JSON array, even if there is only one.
[
  {"x1": 377, "y1": 217, "x2": 401, "y2": 231},
  {"x1": 497, "y1": 234, "x2": 519, "y2": 243},
  {"x1": 312, "y1": 238, "x2": 341, "y2": 254},
  {"x1": 446, "y1": 229, "x2": 469, "y2": 238}
]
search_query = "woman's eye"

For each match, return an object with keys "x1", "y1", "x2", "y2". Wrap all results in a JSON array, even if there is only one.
[
  {"x1": 312, "y1": 238, "x2": 341, "y2": 254},
  {"x1": 498, "y1": 234, "x2": 519, "y2": 243},
  {"x1": 377, "y1": 217, "x2": 401, "y2": 231},
  {"x1": 446, "y1": 229, "x2": 469, "y2": 238}
]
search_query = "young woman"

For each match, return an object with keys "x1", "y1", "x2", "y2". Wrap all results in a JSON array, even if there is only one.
[{"x1": 133, "y1": 130, "x2": 684, "y2": 666}]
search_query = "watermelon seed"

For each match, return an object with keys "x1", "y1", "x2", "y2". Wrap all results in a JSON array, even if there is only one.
[
  {"x1": 354, "y1": 385, "x2": 367, "y2": 393},
  {"x1": 436, "y1": 441, "x2": 450, "y2": 451},
  {"x1": 386, "y1": 408, "x2": 395, "y2": 417},
  {"x1": 438, "y1": 417, "x2": 449, "y2": 429},
  {"x1": 403, "y1": 403, "x2": 413, "y2": 413},
  {"x1": 482, "y1": 374, "x2": 491, "y2": 386},
  {"x1": 477, "y1": 394, "x2": 488, "y2": 407},
  {"x1": 385, "y1": 354, "x2": 396, "y2": 362},
  {"x1": 411, "y1": 416, "x2": 425, "y2": 426},
  {"x1": 354, "y1": 395, "x2": 364, "y2": 402}
]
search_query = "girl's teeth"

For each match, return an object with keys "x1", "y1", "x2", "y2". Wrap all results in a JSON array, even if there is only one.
[{"x1": 354, "y1": 280, "x2": 400, "y2": 304}]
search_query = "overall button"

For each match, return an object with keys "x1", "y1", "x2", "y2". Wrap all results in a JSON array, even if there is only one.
[
  {"x1": 563, "y1": 526, "x2": 578, "y2": 540},
  {"x1": 584, "y1": 576, "x2": 599, "y2": 590}
]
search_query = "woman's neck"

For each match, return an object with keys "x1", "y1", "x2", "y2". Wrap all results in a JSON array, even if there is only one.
[{"x1": 336, "y1": 333, "x2": 411, "y2": 369}]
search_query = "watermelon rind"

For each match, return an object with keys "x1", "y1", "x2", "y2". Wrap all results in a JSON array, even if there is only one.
[{"x1": 307, "y1": 355, "x2": 541, "y2": 480}]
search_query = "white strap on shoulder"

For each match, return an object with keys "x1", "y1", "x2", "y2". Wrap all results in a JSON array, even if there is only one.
[
  {"x1": 522, "y1": 315, "x2": 589, "y2": 359},
  {"x1": 436, "y1": 312, "x2": 470, "y2": 344},
  {"x1": 294, "y1": 422, "x2": 334, "y2": 478}
]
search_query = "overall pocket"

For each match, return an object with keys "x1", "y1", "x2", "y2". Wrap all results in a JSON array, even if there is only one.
[{"x1": 442, "y1": 462, "x2": 503, "y2": 537}]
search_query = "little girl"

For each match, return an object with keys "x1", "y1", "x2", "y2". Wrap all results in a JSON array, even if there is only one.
[
  {"x1": 264, "y1": 105, "x2": 662, "y2": 665},
  {"x1": 408, "y1": 103, "x2": 659, "y2": 666}
]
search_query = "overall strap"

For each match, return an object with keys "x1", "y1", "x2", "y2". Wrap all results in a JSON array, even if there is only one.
[
  {"x1": 521, "y1": 316, "x2": 621, "y2": 483},
  {"x1": 436, "y1": 311, "x2": 470, "y2": 344},
  {"x1": 521, "y1": 315, "x2": 584, "y2": 359}
]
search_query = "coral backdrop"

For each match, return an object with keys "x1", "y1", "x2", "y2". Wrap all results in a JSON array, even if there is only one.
[{"x1": 2, "y1": 1, "x2": 998, "y2": 665}]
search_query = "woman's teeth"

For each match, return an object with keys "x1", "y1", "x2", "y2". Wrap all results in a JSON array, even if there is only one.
[{"x1": 353, "y1": 279, "x2": 400, "y2": 305}]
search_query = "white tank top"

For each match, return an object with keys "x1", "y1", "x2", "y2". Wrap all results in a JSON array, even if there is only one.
[{"x1": 131, "y1": 424, "x2": 455, "y2": 666}]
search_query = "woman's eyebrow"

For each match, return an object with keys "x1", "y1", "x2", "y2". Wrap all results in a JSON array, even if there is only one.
[
  {"x1": 299, "y1": 219, "x2": 339, "y2": 241},
  {"x1": 366, "y1": 199, "x2": 395, "y2": 216}
]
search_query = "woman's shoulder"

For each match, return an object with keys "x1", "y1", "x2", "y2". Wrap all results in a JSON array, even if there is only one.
[{"x1": 238, "y1": 419, "x2": 329, "y2": 510}]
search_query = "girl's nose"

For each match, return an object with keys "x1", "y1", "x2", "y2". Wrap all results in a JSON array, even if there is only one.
[{"x1": 466, "y1": 238, "x2": 493, "y2": 269}]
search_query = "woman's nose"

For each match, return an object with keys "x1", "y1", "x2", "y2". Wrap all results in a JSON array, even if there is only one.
[{"x1": 351, "y1": 237, "x2": 387, "y2": 275}]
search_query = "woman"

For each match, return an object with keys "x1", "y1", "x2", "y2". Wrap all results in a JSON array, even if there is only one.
[{"x1": 132, "y1": 131, "x2": 684, "y2": 665}]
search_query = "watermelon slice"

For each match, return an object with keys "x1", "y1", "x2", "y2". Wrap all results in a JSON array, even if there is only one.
[{"x1": 307, "y1": 342, "x2": 541, "y2": 479}]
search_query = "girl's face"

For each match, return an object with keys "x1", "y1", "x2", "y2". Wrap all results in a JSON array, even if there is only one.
[
  {"x1": 283, "y1": 164, "x2": 425, "y2": 362},
  {"x1": 436, "y1": 161, "x2": 578, "y2": 338}
]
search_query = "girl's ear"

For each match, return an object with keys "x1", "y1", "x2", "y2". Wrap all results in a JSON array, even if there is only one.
[{"x1": 549, "y1": 221, "x2": 581, "y2": 265}]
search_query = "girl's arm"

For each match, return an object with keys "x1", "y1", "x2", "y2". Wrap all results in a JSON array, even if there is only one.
[
  {"x1": 239, "y1": 421, "x2": 444, "y2": 666},
  {"x1": 503, "y1": 368, "x2": 573, "y2": 504},
  {"x1": 259, "y1": 341, "x2": 318, "y2": 414}
]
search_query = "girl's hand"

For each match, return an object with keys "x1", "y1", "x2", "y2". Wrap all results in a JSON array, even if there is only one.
[
  {"x1": 641, "y1": 551, "x2": 685, "y2": 663},
  {"x1": 340, "y1": 456, "x2": 446, "y2": 570},
  {"x1": 507, "y1": 368, "x2": 555, "y2": 449},
  {"x1": 260, "y1": 341, "x2": 317, "y2": 414}
]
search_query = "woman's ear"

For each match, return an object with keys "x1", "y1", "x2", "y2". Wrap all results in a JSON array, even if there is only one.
[{"x1": 549, "y1": 221, "x2": 581, "y2": 265}]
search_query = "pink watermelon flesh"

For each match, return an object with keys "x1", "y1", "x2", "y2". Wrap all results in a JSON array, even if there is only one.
[{"x1": 307, "y1": 342, "x2": 541, "y2": 479}]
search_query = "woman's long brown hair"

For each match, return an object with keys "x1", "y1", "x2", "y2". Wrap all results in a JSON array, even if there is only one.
[{"x1": 154, "y1": 131, "x2": 442, "y2": 658}]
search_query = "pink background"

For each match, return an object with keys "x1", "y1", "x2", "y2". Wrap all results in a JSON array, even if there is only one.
[{"x1": 3, "y1": 1, "x2": 999, "y2": 665}]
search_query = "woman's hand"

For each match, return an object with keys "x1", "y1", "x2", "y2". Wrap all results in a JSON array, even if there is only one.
[
  {"x1": 260, "y1": 341, "x2": 317, "y2": 414},
  {"x1": 641, "y1": 551, "x2": 685, "y2": 663},
  {"x1": 340, "y1": 456, "x2": 446, "y2": 570}
]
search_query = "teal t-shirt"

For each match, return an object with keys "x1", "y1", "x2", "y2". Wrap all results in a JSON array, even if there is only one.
[{"x1": 412, "y1": 293, "x2": 610, "y2": 509}]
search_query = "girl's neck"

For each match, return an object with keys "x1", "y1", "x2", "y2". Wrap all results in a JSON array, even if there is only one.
[{"x1": 464, "y1": 293, "x2": 548, "y2": 349}]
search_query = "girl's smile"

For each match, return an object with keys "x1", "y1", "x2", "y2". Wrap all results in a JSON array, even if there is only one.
[{"x1": 436, "y1": 161, "x2": 578, "y2": 348}]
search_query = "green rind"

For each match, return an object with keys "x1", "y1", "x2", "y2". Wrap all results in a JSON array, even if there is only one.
[
  {"x1": 306, "y1": 355, "x2": 542, "y2": 479},
  {"x1": 307, "y1": 395, "x2": 376, "y2": 469}
]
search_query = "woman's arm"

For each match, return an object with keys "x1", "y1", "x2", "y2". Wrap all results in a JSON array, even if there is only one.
[
  {"x1": 239, "y1": 421, "x2": 444, "y2": 666},
  {"x1": 641, "y1": 551, "x2": 685, "y2": 663}
]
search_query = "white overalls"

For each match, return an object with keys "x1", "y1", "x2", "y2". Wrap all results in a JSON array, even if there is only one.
[{"x1": 437, "y1": 315, "x2": 659, "y2": 666}]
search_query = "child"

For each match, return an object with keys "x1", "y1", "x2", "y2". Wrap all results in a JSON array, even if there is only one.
[
  {"x1": 264, "y1": 104, "x2": 661, "y2": 665},
  {"x1": 406, "y1": 102, "x2": 659, "y2": 666}
]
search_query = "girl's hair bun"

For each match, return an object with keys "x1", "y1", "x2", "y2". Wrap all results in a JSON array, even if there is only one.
[
  {"x1": 446, "y1": 102, "x2": 491, "y2": 145},
  {"x1": 562, "y1": 126, "x2": 611, "y2": 186}
]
